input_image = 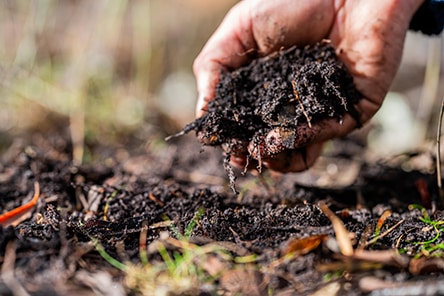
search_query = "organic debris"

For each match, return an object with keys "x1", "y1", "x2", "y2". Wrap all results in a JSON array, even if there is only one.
[{"x1": 0, "y1": 132, "x2": 442, "y2": 295}]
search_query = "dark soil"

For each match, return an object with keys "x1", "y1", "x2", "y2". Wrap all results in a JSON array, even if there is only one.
[
  {"x1": 1, "y1": 42, "x2": 444, "y2": 295},
  {"x1": 178, "y1": 41, "x2": 362, "y2": 162}
]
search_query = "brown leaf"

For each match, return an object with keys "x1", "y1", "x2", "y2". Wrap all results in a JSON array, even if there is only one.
[
  {"x1": 220, "y1": 268, "x2": 267, "y2": 296},
  {"x1": 410, "y1": 257, "x2": 444, "y2": 275},
  {"x1": 318, "y1": 201, "x2": 353, "y2": 256},
  {"x1": 282, "y1": 234, "x2": 327, "y2": 256}
]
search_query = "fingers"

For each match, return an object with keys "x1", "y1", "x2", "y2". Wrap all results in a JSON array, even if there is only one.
[
  {"x1": 230, "y1": 142, "x2": 324, "y2": 173},
  {"x1": 261, "y1": 95, "x2": 380, "y2": 149},
  {"x1": 239, "y1": 105, "x2": 372, "y2": 174},
  {"x1": 249, "y1": 0, "x2": 335, "y2": 52},
  {"x1": 230, "y1": 154, "x2": 259, "y2": 172},
  {"x1": 249, "y1": 115, "x2": 352, "y2": 159},
  {"x1": 263, "y1": 142, "x2": 325, "y2": 173}
]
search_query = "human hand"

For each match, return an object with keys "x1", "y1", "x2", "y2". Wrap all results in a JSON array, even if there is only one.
[{"x1": 193, "y1": 0, "x2": 424, "y2": 172}]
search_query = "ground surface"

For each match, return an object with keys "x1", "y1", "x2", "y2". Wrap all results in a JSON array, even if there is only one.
[{"x1": 0, "y1": 127, "x2": 443, "y2": 296}]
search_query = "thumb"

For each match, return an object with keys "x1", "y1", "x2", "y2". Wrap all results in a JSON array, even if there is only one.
[{"x1": 193, "y1": 60, "x2": 221, "y2": 118}]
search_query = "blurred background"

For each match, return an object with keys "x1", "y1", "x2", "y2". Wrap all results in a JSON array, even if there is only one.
[
  {"x1": 0, "y1": 0, "x2": 236, "y2": 164},
  {"x1": 0, "y1": 0, "x2": 442, "y2": 166}
]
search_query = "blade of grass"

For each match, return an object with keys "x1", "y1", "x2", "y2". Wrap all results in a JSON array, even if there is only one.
[{"x1": 92, "y1": 238, "x2": 127, "y2": 272}]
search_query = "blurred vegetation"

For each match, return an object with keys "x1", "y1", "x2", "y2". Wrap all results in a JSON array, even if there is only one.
[{"x1": 0, "y1": 0, "x2": 236, "y2": 162}]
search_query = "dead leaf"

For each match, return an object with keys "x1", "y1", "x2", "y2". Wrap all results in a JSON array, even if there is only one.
[
  {"x1": 318, "y1": 201, "x2": 353, "y2": 256},
  {"x1": 410, "y1": 257, "x2": 444, "y2": 275},
  {"x1": 282, "y1": 234, "x2": 327, "y2": 256},
  {"x1": 220, "y1": 268, "x2": 267, "y2": 296}
]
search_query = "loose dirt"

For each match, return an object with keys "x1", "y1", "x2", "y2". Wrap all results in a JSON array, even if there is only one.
[{"x1": 0, "y1": 131, "x2": 442, "y2": 295}]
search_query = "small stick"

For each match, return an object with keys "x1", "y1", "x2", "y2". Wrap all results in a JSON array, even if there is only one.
[
  {"x1": 139, "y1": 221, "x2": 149, "y2": 265},
  {"x1": 291, "y1": 80, "x2": 312, "y2": 128},
  {"x1": 360, "y1": 219, "x2": 405, "y2": 249},
  {"x1": 164, "y1": 130, "x2": 185, "y2": 142},
  {"x1": 318, "y1": 201, "x2": 353, "y2": 256},
  {"x1": 0, "y1": 182, "x2": 40, "y2": 226},
  {"x1": 437, "y1": 97, "x2": 444, "y2": 208},
  {"x1": 373, "y1": 210, "x2": 392, "y2": 240}
]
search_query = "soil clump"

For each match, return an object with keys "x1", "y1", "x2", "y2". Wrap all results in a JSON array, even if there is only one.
[{"x1": 178, "y1": 41, "x2": 362, "y2": 162}]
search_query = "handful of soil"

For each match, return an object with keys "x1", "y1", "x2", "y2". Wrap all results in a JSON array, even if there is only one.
[{"x1": 168, "y1": 41, "x2": 361, "y2": 190}]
